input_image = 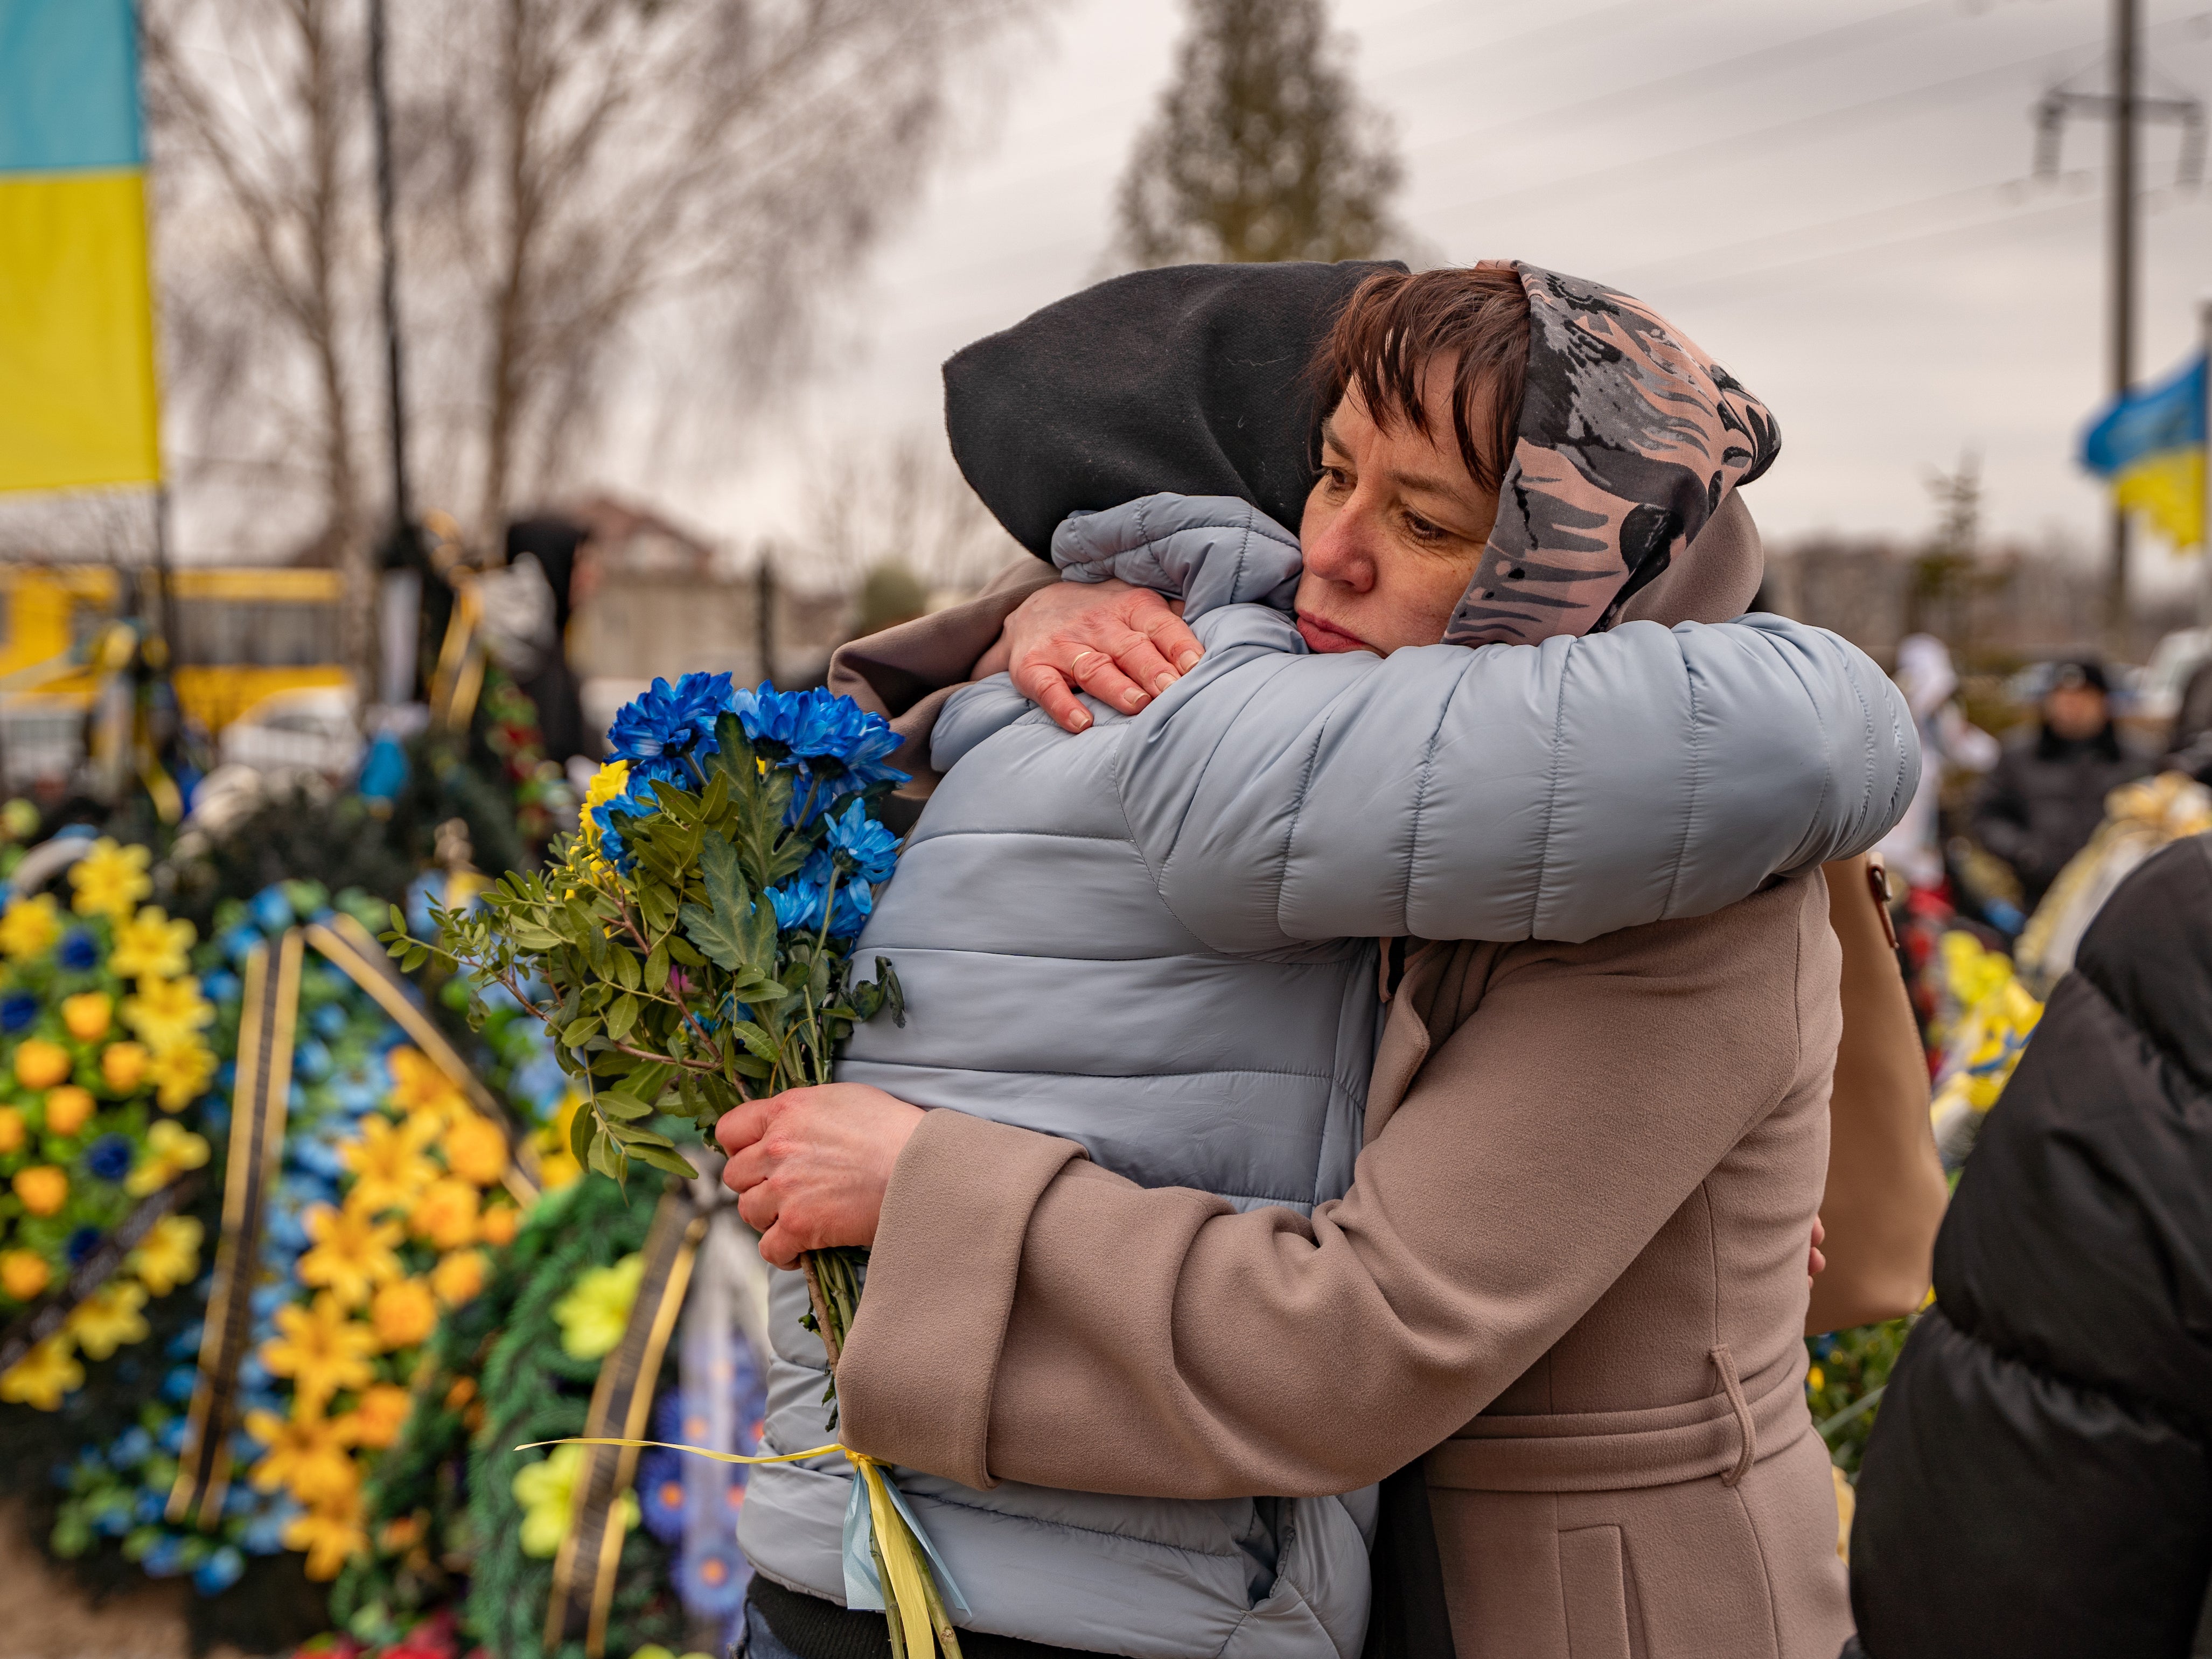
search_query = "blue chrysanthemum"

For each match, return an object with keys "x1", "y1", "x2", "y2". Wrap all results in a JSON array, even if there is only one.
[
  {"x1": 607, "y1": 673, "x2": 739, "y2": 787},
  {"x1": 734, "y1": 684, "x2": 906, "y2": 805},
  {"x1": 765, "y1": 879, "x2": 822, "y2": 934},
  {"x1": 193, "y1": 1544, "x2": 246, "y2": 1595},
  {"x1": 0, "y1": 992, "x2": 37, "y2": 1033},
  {"x1": 59, "y1": 931, "x2": 99, "y2": 972},
  {"x1": 66, "y1": 1224, "x2": 103, "y2": 1263},
  {"x1": 85, "y1": 1135, "x2": 134, "y2": 1182},
  {"x1": 820, "y1": 800, "x2": 898, "y2": 884}
]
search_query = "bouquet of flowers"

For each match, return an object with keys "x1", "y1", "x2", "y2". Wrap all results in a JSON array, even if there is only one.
[{"x1": 385, "y1": 677, "x2": 962, "y2": 1655}]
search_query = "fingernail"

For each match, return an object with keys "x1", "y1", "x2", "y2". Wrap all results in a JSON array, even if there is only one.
[
  {"x1": 1070, "y1": 712, "x2": 1091, "y2": 730},
  {"x1": 1177, "y1": 651, "x2": 1201, "y2": 672},
  {"x1": 1124, "y1": 689, "x2": 1145, "y2": 709},
  {"x1": 1153, "y1": 672, "x2": 1176, "y2": 693}
]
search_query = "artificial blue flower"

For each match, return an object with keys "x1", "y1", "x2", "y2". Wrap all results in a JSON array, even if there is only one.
[
  {"x1": 637, "y1": 1446, "x2": 687, "y2": 1545},
  {"x1": 138, "y1": 1533, "x2": 189, "y2": 1577},
  {"x1": 220, "y1": 923, "x2": 262, "y2": 966},
  {"x1": 820, "y1": 800, "x2": 898, "y2": 884},
  {"x1": 309, "y1": 1000, "x2": 347, "y2": 1039},
  {"x1": 59, "y1": 930, "x2": 99, "y2": 972},
  {"x1": 66, "y1": 1224, "x2": 103, "y2": 1264},
  {"x1": 679, "y1": 1536, "x2": 751, "y2": 1618},
  {"x1": 85, "y1": 1135, "x2": 134, "y2": 1182},
  {"x1": 92, "y1": 1493, "x2": 137, "y2": 1537},
  {"x1": 0, "y1": 992, "x2": 37, "y2": 1033},
  {"x1": 158, "y1": 1411, "x2": 191, "y2": 1452},
  {"x1": 250, "y1": 886, "x2": 294, "y2": 933},
  {"x1": 291, "y1": 1037, "x2": 332, "y2": 1083},
  {"x1": 193, "y1": 1544, "x2": 246, "y2": 1595},
  {"x1": 133, "y1": 1486, "x2": 170, "y2": 1525},
  {"x1": 204, "y1": 969, "x2": 243, "y2": 1007},
  {"x1": 169, "y1": 1322, "x2": 204, "y2": 1359},
  {"x1": 239, "y1": 1494, "x2": 299, "y2": 1556},
  {"x1": 606, "y1": 673, "x2": 738, "y2": 786},
  {"x1": 110, "y1": 1425, "x2": 155, "y2": 1468}
]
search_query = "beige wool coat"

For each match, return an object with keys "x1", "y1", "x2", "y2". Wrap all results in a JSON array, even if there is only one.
[{"x1": 819, "y1": 552, "x2": 1864, "y2": 1658}]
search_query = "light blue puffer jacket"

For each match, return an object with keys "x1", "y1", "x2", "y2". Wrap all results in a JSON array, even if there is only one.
[{"x1": 737, "y1": 494, "x2": 1918, "y2": 1659}]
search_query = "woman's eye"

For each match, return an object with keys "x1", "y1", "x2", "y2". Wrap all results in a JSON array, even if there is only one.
[
  {"x1": 1402, "y1": 512, "x2": 1447, "y2": 542},
  {"x1": 1323, "y1": 467, "x2": 1352, "y2": 493}
]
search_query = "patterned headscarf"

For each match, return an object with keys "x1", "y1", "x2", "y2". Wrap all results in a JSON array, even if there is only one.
[{"x1": 1441, "y1": 262, "x2": 1780, "y2": 647}]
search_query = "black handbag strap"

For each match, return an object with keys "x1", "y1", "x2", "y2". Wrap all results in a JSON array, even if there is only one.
[{"x1": 1362, "y1": 1461, "x2": 1458, "y2": 1659}]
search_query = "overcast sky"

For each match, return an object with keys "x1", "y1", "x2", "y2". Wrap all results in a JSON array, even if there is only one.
[{"x1": 609, "y1": 0, "x2": 2212, "y2": 593}]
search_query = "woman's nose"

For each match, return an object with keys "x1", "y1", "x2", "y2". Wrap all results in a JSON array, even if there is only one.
[{"x1": 1303, "y1": 499, "x2": 1378, "y2": 592}]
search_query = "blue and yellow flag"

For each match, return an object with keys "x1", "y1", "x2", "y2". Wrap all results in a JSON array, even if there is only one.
[
  {"x1": 2082, "y1": 351, "x2": 2207, "y2": 553},
  {"x1": 0, "y1": 0, "x2": 161, "y2": 492}
]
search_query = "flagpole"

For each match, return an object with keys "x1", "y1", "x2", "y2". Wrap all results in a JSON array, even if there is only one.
[{"x1": 2201, "y1": 295, "x2": 2212, "y2": 626}]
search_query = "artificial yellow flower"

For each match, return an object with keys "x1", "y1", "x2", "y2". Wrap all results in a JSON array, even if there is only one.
[
  {"x1": 127, "y1": 1214, "x2": 204, "y2": 1296},
  {"x1": 443, "y1": 1109, "x2": 510, "y2": 1187},
  {"x1": 297, "y1": 1204, "x2": 403, "y2": 1308},
  {"x1": 0, "y1": 1106, "x2": 22, "y2": 1155},
  {"x1": 385, "y1": 1046, "x2": 467, "y2": 1124},
  {"x1": 68, "y1": 838, "x2": 151, "y2": 920},
  {"x1": 259, "y1": 1292, "x2": 378, "y2": 1406},
  {"x1": 41, "y1": 1085, "x2": 93, "y2": 1137},
  {"x1": 285, "y1": 1490, "x2": 368, "y2": 1580},
  {"x1": 246, "y1": 1403, "x2": 359, "y2": 1507},
  {"x1": 146, "y1": 1040, "x2": 217, "y2": 1112},
  {"x1": 125, "y1": 1120, "x2": 211, "y2": 1197},
  {"x1": 0, "y1": 893, "x2": 60, "y2": 961},
  {"x1": 1, "y1": 1248, "x2": 50, "y2": 1300},
  {"x1": 477, "y1": 1203, "x2": 522, "y2": 1247},
  {"x1": 368, "y1": 1278, "x2": 438, "y2": 1350},
  {"x1": 66, "y1": 1280, "x2": 149, "y2": 1360},
  {"x1": 407, "y1": 1176, "x2": 478, "y2": 1252},
  {"x1": 430, "y1": 1249, "x2": 485, "y2": 1307},
  {"x1": 61, "y1": 992, "x2": 111, "y2": 1042},
  {"x1": 0, "y1": 1334, "x2": 81, "y2": 1408},
  {"x1": 343, "y1": 1382, "x2": 414, "y2": 1451},
  {"x1": 553, "y1": 1253, "x2": 644, "y2": 1361},
  {"x1": 340, "y1": 1114, "x2": 439, "y2": 1215},
  {"x1": 121, "y1": 976, "x2": 214, "y2": 1049},
  {"x1": 534, "y1": 1096, "x2": 585, "y2": 1190},
  {"x1": 13, "y1": 1038, "x2": 71, "y2": 1090},
  {"x1": 13, "y1": 1165, "x2": 67, "y2": 1216},
  {"x1": 107, "y1": 907, "x2": 194, "y2": 981},
  {"x1": 513, "y1": 1442, "x2": 637, "y2": 1559},
  {"x1": 101, "y1": 1041, "x2": 148, "y2": 1093}
]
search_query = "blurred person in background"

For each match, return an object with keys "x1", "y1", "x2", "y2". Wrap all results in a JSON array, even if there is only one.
[
  {"x1": 1878, "y1": 633, "x2": 1999, "y2": 891},
  {"x1": 1846, "y1": 832, "x2": 2212, "y2": 1659},
  {"x1": 1969, "y1": 660, "x2": 2150, "y2": 912}
]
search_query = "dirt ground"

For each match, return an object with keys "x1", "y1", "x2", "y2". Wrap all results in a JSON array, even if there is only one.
[{"x1": 0, "y1": 1499, "x2": 203, "y2": 1659}]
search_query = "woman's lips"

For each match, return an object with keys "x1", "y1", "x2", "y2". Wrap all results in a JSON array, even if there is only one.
[{"x1": 1296, "y1": 612, "x2": 1373, "y2": 654}]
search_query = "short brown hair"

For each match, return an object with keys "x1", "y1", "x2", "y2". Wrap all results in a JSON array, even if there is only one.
[{"x1": 1310, "y1": 266, "x2": 1531, "y2": 495}]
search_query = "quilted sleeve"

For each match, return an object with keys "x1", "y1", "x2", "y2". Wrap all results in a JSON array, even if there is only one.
[{"x1": 1116, "y1": 613, "x2": 1918, "y2": 950}]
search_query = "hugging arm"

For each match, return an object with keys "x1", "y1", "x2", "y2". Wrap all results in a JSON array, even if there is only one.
[{"x1": 1120, "y1": 614, "x2": 1920, "y2": 949}]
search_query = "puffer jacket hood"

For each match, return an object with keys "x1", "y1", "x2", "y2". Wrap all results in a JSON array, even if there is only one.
[{"x1": 1447, "y1": 262, "x2": 1780, "y2": 647}]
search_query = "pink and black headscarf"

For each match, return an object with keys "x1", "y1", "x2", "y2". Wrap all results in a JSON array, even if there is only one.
[{"x1": 1442, "y1": 262, "x2": 1779, "y2": 647}]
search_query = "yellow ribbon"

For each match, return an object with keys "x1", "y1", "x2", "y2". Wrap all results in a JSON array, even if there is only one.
[{"x1": 517, "y1": 1438, "x2": 958, "y2": 1658}]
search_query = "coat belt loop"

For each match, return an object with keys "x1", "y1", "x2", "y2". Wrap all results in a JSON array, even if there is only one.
[{"x1": 1709, "y1": 1346, "x2": 1757, "y2": 1488}]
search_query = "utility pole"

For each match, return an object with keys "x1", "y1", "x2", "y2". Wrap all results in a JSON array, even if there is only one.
[
  {"x1": 367, "y1": 0, "x2": 417, "y2": 705},
  {"x1": 2033, "y1": 0, "x2": 2204, "y2": 653}
]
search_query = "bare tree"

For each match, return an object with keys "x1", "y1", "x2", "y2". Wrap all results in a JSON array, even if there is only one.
[
  {"x1": 1115, "y1": 0, "x2": 1401, "y2": 268},
  {"x1": 801, "y1": 430, "x2": 1026, "y2": 595}
]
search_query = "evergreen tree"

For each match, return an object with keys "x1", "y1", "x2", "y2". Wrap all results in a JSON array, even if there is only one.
[{"x1": 1115, "y1": 0, "x2": 1403, "y2": 267}]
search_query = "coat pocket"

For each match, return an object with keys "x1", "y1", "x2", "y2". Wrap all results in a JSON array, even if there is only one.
[{"x1": 1559, "y1": 1525, "x2": 1637, "y2": 1659}]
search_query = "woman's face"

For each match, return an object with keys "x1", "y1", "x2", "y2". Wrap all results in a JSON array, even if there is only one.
[{"x1": 1294, "y1": 371, "x2": 1504, "y2": 657}]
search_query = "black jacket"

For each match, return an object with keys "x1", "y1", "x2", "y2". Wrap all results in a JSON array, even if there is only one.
[
  {"x1": 1969, "y1": 723, "x2": 2150, "y2": 908},
  {"x1": 1848, "y1": 833, "x2": 2212, "y2": 1657}
]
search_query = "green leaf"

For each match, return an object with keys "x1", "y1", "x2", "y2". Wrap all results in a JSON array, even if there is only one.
[
  {"x1": 563, "y1": 1015, "x2": 602, "y2": 1047},
  {"x1": 645, "y1": 937, "x2": 671, "y2": 994},
  {"x1": 679, "y1": 831, "x2": 763, "y2": 972},
  {"x1": 630, "y1": 1142, "x2": 700, "y2": 1179},
  {"x1": 587, "y1": 1131, "x2": 629, "y2": 1185},
  {"x1": 606, "y1": 1123, "x2": 674, "y2": 1149},
  {"x1": 725, "y1": 1020, "x2": 779, "y2": 1063},
  {"x1": 625, "y1": 1059, "x2": 676, "y2": 1104},
  {"x1": 596, "y1": 1091, "x2": 653, "y2": 1121},
  {"x1": 606, "y1": 993, "x2": 640, "y2": 1042},
  {"x1": 569, "y1": 1100, "x2": 596, "y2": 1165}
]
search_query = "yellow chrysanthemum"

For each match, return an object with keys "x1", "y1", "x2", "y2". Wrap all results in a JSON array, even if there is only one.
[
  {"x1": 0, "y1": 1334, "x2": 82, "y2": 1409},
  {"x1": 61, "y1": 992, "x2": 111, "y2": 1042},
  {"x1": 146, "y1": 1040, "x2": 217, "y2": 1112},
  {"x1": 407, "y1": 1176, "x2": 478, "y2": 1252},
  {"x1": 340, "y1": 1114, "x2": 440, "y2": 1216},
  {"x1": 0, "y1": 893, "x2": 60, "y2": 961},
  {"x1": 13, "y1": 1165, "x2": 67, "y2": 1216},
  {"x1": 368, "y1": 1278, "x2": 438, "y2": 1350},
  {"x1": 108, "y1": 907, "x2": 195, "y2": 981},
  {"x1": 513, "y1": 1442, "x2": 637, "y2": 1559},
  {"x1": 285, "y1": 1490, "x2": 369, "y2": 1580},
  {"x1": 386, "y1": 1046, "x2": 467, "y2": 1124},
  {"x1": 13, "y1": 1038, "x2": 71, "y2": 1090},
  {"x1": 66, "y1": 1280, "x2": 149, "y2": 1360},
  {"x1": 534, "y1": 1096, "x2": 585, "y2": 1190},
  {"x1": 246, "y1": 1403, "x2": 360, "y2": 1507},
  {"x1": 68, "y1": 839, "x2": 151, "y2": 921},
  {"x1": 553, "y1": 1253, "x2": 644, "y2": 1361},
  {"x1": 128, "y1": 1214, "x2": 204, "y2": 1296},
  {"x1": 477, "y1": 1203, "x2": 521, "y2": 1247},
  {"x1": 1, "y1": 1248, "x2": 50, "y2": 1300},
  {"x1": 343, "y1": 1382, "x2": 414, "y2": 1451},
  {"x1": 443, "y1": 1110, "x2": 510, "y2": 1187},
  {"x1": 121, "y1": 976, "x2": 214, "y2": 1050},
  {"x1": 297, "y1": 1204, "x2": 403, "y2": 1308},
  {"x1": 430, "y1": 1249, "x2": 486, "y2": 1307},
  {"x1": 101, "y1": 1041, "x2": 149, "y2": 1093},
  {"x1": 126, "y1": 1120, "x2": 211, "y2": 1197},
  {"x1": 260, "y1": 1292, "x2": 378, "y2": 1406},
  {"x1": 42, "y1": 1085, "x2": 93, "y2": 1137},
  {"x1": 579, "y1": 760, "x2": 630, "y2": 854}
]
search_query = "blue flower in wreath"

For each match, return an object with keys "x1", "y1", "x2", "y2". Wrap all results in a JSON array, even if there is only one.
[
  {"x1": 59, "y1": 930, "x2": 99, "y2": 972},
  {"x1": 138, "y1": 1532, "x2": 189, "y2": 1577},
  {"x1": 637, "y1": 1445, "x2": 687, "y2": 1545},
  {"x1": 110, "y1": 1426, "x2": 154, "y2": 1469},
  {"x1": 66, "y1": 1224, "x2": 103, "y2": 1264},
  {"x1": 0, "y1": 992, "x2": 37, "y2": 1033},
  {"x1": 679, "y1": 1536, "x2": 750, "y2": 1617},
  {"x1": 85, "y1": 1135, "x2": 134, "y2": 1182},
  {"x1": 194, "y1": 1544, "x2": 246, "y2": 1595},
  {"x1": 608, "y1": 673, "x2": 738, "y2": 787}
]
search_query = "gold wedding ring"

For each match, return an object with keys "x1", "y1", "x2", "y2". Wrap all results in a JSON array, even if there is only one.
[{"x1": 1071, "y1": 650, "x2": 1106, "y2": 672}]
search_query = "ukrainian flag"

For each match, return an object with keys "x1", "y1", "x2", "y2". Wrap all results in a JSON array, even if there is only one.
[
  {"x1": 0, "y1": 0, "x2": 160, "y2": 492},
  {"x1": 2082, "y1": 351, "x2": 2207, "y2": 553}
]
